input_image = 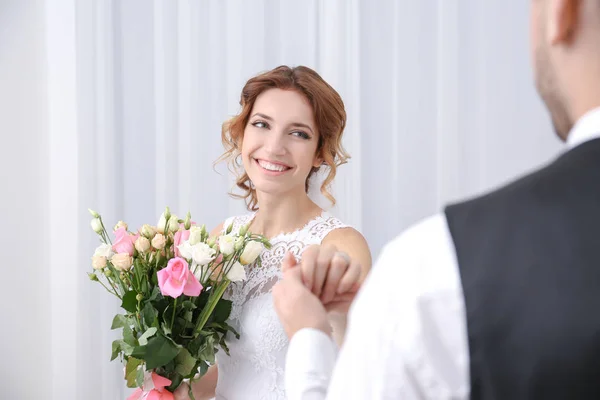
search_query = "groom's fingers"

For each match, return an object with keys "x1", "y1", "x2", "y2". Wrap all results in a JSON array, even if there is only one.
[
  {"x1": 300, "y1": 245, "x2": 319, "y2": 289},
  {"x1": 281, "y1": 252, "x2": 297, "y2": 272}
]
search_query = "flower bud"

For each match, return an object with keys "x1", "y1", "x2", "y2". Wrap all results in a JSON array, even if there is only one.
[
  {"x1": 135, "y1": 236, "x2": 151, "y2": 254},
  {"x1": 151, "y1": 233, "x2": 167, "y2": 250},
  {"x1": 140, "y1": 224, "x2": 156, "y2": 239},
  {"x1": 168, "y1": 215, "x2": 180, "y2": 233},
  {"x1": 188, "y1": 226, "x2": 203, "y2": 245},
  {"x1": 91, "y1": 218, "x2": 103, "y2": 234},
  {"x1": 157, "y1": 213, "x2": 167, "y2": 234},
  {"x1": 164, "y1": 206, "x2": 171, "y2": 220},
  {"x1": 104, "y1": 268, "x2": 113, "y2": 277},
  {"x1": 207, "y1": 236, "x2": 216, "y2": 248},
  {"x1": 136, "y1": 293, "x2": 144, "y2": 302},
  {"x1": 92, "y1": 255, "x2": 107, "y2": 270},
  {"x1": 111, "y1": 253, "x2": 134, "y2": 271},
  {"x1": 234, "y1": 237, "x2": 244, "y2": 252},
  {"x1": 88, "y1": 208, "x2": 100, "y2": 218},
  {"x1": 240, "y1": 241, "x2": 264, "y2": 265},
  {"x1": 88, "y1": 272, "x2": 99, "y2": 281},
  {"x1": 114, "y1": 220, "x2": 128, "y2": 231},
  {"x1": 184, "y1": 212, "x2": 192, "y2": 230}
]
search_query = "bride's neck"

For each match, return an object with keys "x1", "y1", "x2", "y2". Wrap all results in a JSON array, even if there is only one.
[{"x1": 251, "y1": 191, "x2": 321, "y2": 239}]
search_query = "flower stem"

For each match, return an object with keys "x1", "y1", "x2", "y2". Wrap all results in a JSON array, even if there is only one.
[{"x1": 170, "y1": 297, "x2": 178, "y2": 331}]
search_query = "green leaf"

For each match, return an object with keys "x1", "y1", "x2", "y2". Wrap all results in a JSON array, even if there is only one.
[
  {"x1": 120, "y1": 340, "x2": 134, "y2": 356},
  {"x1": 175, "y1": 348, "x2": 196, "y2": 377},
  {"x1": 144, "y1": 334, "x2": 180, "y2": 369},
  {"x1": 121, "y1": 290, "x2": 138, "y2": 313},
  {"x1": 122, "y1": 325, "x2": 138, "y2": 347},
  {"x1": 136, "y1": 365, "x2": 145, "y2": 388},
  {"x1": 111, "y1": 340, "x2": 121, "y2": 361},
  {"x1": 148, "y1": 286, "x2": 160, "y2": 302},
  {"x1": 142, "y1": 302, "x2": 158, "y2": 328},
  {"x1": 111, "y1": 314, "x2": 129, "y2": 330},
  {"x1": 138, "y1": 327, "x2": 157, "y2": 346},
  {"x1": 125, "y1": 357, "x2": 143, "y2": 388},
  {"x1": 181, "y1": 300, "x2": 197, "y2": 310},
  {"x1": 130, "y1": 345, "x2": 146, "y2": 359},
  {"x1": 211, "y1": 299, "x2": 232, "y2": 324}
]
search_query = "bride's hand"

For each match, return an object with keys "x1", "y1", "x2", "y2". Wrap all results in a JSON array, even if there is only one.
[{"x1": 298, "y1": 245, "x2": 362, "y2": 310}]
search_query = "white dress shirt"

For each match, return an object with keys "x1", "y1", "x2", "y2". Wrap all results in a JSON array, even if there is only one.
[{"x1": 284, "y1": 107, "x2": 600, "y2": 400}]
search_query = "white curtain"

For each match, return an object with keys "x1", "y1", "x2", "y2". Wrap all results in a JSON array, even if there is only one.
[{"x1": 1, "y1": 0, "x2": 562, "y2": 398}]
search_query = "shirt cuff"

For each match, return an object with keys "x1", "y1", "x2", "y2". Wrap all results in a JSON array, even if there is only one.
[{"x1": 285, "y1": 328, "x2": 339, "y2": 400}]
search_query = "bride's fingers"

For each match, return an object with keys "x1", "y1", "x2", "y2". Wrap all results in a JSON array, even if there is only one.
[
  {"x1": 320, "y1": 252, "x2": 350, "y2": 304},
  {"x1": 313, "y1": 245, "x2": 336, "y2": 296},
  {"x1": 336, "y1": 261, "x2": 362, "y2": 294}
]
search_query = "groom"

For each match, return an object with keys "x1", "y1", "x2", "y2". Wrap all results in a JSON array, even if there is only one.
[{"x1": 273, "y1": 0, "x2": 600, "y2": 399}]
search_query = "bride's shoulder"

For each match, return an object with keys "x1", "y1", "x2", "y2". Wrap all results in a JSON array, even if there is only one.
[{"x1": 321, "y1": 215, "x2": 373, "y2": 274}]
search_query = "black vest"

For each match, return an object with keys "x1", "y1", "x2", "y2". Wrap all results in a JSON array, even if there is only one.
[{"x1": 445, "y1": 138, "x2": 600, "y2": 399}]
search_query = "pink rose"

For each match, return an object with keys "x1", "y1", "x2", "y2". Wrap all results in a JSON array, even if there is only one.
[
  {"x1": 127, "y1": 372, "x2": 174, "y2": 400},
  {"x1": 112, "y1": 227, "x2": 138, "y2": 256},
  {"x1": 157, "y1": 257, "x2": 202, "y2": 298},
  {"x1": 173, "y1": 228, "x2": 191, "y2": 257}
]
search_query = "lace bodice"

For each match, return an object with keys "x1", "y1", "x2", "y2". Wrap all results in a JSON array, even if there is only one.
[{"x1": 214, "y1": 211, "x2": 350, "y2": 400}]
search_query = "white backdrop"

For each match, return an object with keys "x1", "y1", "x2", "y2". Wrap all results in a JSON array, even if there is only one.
[{"x1": 1, "y1": 0, "x2": 562, "y2": 398}]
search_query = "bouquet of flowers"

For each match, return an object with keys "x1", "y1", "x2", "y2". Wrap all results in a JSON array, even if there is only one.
[{"x1": 87, "y1": 207, "x2": 270, "y2": 399}]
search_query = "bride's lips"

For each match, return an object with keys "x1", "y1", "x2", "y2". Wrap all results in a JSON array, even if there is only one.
[{"x1": 254, "y1": 158, "x2": 292, "y2": 176}]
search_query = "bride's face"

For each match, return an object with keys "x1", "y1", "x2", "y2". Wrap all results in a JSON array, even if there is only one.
[{"x1": 241, "y1": 88, "x2": 322, "y2": 198}]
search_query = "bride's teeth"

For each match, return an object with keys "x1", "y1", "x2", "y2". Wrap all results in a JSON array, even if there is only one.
[{"x1": 258, "y1": 160, "x2": 287, "y2": 172}]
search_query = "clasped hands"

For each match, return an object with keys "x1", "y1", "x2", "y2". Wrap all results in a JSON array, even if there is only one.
[{"x1": 273, "y1": 244, "x2": 363, "y2": 339}]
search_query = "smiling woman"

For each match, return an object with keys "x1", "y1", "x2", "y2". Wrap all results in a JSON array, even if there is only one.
[
  {"x1": 174, "y1": 66, "x2": 372, "y2": 400},
  {"x1": 218, "y1": 65, "x2": 350, "y2": 211}
]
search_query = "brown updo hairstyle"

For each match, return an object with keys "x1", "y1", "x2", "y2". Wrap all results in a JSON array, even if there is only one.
[{"x1": 217, "y1": 65, "x2": 350, "y2": 211}]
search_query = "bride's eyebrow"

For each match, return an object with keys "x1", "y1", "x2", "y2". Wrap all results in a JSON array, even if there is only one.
[{"x1": 251, "y1": 113, "x2": 273, "y2": 121}]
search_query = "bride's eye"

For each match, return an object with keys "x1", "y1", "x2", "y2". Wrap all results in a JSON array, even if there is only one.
[
  {"x1": 252, "y1": 121, "x2": 268, "y2": 129},
  {"x1": 291, "y1": 131, "x2": 310, "y2": 140}
]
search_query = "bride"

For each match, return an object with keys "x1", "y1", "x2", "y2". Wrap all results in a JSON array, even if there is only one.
[{"x1": 175, "y1": 65, "x2": 372, "y2": 399}]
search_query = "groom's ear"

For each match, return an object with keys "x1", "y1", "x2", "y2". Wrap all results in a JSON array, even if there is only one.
[{"x1": 548, "y1": 0, "x2": 582, "y2": 45}]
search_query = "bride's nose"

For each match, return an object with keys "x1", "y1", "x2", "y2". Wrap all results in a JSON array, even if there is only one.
[{"x1": 263, "y1": 133, "x2": 287, "y2": 156}]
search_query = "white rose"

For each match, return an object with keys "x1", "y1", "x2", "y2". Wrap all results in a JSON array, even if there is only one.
[
  {"x1": 111, "y1": 253, "x2": 133, "y2": 271},
  {"x1": 151, "y1": 233, "x2": 166, "y2": 250},
  {"x1": 188, "y1": 226, "x2": 203, "y2": 245},
  {"x1": 94, "y1": 243, "x2": 115, "y2": 258},
  {"x1": 177, "y1": 241, "x2": 194, "y2": 260},
  {"x1": 218, "y1": 235, "x2": 235, "y2": 256},
  {"x1": 92, "y1": 255, "x2": 107, "y2": 270},
  {"x1": 91, "y1": 218, "x2": 103, "y2": 234},
  {"x1": 157, "y1": 213, "x2": 168, "y2": 234},
  {"x1": 226, "y1": 262, "x2": 246, "y2": 282},
  {"x1": 240, "y1": 241, "x2": 264, "y2": 265},
  {"x1": 192, "y1": 242, "x2": 216, "y2": 266},
  {"x1": 135, "y1": 236, "x2": 151, "y2": 253}
]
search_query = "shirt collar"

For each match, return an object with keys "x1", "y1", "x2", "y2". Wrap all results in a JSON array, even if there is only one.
[{"x1": 566, "y1": 106, "x2": 600, "y2": 149}]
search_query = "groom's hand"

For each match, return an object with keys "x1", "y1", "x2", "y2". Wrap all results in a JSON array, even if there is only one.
[{"x1": 273, "y1": 252, "x2": 331, "y2": 339}]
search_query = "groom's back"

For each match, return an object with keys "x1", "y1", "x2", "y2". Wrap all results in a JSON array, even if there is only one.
[{"x1": 445, "y1": 138, "x2": 600, "y2": 400}]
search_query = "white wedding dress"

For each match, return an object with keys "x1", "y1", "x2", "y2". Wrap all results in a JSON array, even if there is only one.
[{"x1": 214, "y1": 211, "x2": 349, "y2": 400}]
